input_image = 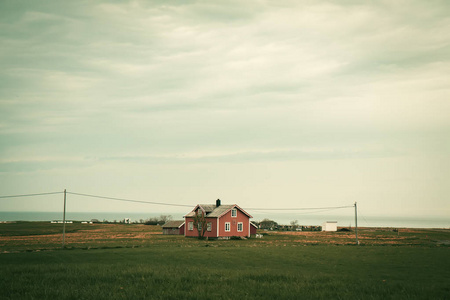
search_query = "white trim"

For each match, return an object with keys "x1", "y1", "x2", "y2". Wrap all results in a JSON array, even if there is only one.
[
  {"x1": 231, "y1": 208, "x2": 237, "y2": 217},
  {"x1": 225, "y1": 222, "x2": 230, "y2": 232},
  {"x1": 237, "y1": 222, "x2": 243, "y2": 232},
  {"x1": 188, "y1": 222, "x2": 193, "y2": 231}
]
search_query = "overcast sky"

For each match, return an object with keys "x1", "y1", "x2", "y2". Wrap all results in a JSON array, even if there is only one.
[{"x1": 1, "y1": 0, "x2": 449, "y2": 219}]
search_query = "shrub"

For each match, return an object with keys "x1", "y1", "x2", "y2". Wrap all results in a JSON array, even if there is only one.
[{"x1": 144, "y1": 220, "x2": 158, "y2": 225}]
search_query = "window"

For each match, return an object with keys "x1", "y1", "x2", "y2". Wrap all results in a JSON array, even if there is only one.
[
  {"x1": 237, "y1": 222, "x2": 243, "y2": 232},
  {"x1": 197, "y1": 223, "x2": 202, "y2": 231},
  {"x1": 188, "y1": 222, "x2": 193, "y2": 231},
  {"x1": 207, "y1": 222, "x2": 212, "y2": 232},
  {"x1": 231, "y1": 208, "x2": 237, "y2": 217},
  {"x1": 225, "y1": 222, "x2": 230, "y2": 232}
]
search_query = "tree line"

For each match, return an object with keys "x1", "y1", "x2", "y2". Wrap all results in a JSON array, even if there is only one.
[{"x1": 89, "y1": 215, "x2": 173, "y2": 225}]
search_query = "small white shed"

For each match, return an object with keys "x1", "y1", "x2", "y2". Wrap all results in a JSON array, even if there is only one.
[{"x1": 322, "y1": 221, "x2": 337, "y2": 232}]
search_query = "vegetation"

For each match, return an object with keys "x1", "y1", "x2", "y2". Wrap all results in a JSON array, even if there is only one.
[
  {"x1": 255, "y1": 218, "x2": 278, "y2": 230},
  {"x1": 192, "y1": 210, "x2": 208, "y2": 239},
  {"x1": 144, "y1": 215, "x2": 173, "y2": 225},
  {"x1": 290, "y1": 219, "x2": 299, "y2": 230},
  {"x1": 0, "y1": 222, "x2": 449, "y2": 299}
]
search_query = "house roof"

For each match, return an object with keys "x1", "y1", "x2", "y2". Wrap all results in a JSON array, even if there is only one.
[
  {"x1": 162, "y1": 220, "x2": 185, "y2": 228},
  {"x1": 184, "y1": 204, "x2": 252, "y2": 218}
]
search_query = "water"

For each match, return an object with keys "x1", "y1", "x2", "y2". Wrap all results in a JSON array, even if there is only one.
[
  {"x1": 0, "y1": 211, "x2": 448, "y2": 228},
  {"x1": 252, "y1": 212, "x2": 449, "y2": 229},
  {"x1": 0, "y1": 211, "x2": 168, "y2": 223}
]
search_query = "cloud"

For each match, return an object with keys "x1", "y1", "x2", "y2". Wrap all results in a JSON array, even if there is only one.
[
  {"x1": 0, "y1": 0, "x2": 449, "y2": 218},
  {"x1": 0, "y1": 145, "x2": 403, "y2": 173}
]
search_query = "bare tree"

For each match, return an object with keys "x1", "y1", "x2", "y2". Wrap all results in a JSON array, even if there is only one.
[
  {"x1": 159, "y1": 215, "x2": 173, "y2": 225},
  {"x1": 192, "y1": 210, "x2": 208, "y2": 239},
  {"x1": 290, "y1": 220, "x2": 299, "y2": 230}
]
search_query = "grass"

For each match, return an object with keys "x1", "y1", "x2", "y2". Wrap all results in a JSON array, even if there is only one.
[{"x1": 1, "y1": 222, "x2": 449, "y2": 299}]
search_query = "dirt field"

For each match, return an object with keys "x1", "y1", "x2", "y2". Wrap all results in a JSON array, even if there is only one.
[{"x1": 1, "y1": 222, "x2": 449, "y2": 252}]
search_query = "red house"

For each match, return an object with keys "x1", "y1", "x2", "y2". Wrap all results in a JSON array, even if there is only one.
[{"x1": 184, "y1": 199, "x2": 253, "y2": 239}]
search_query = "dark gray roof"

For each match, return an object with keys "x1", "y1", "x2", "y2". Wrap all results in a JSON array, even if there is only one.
[
  {"x1": 162, "y1": 220, "x2": 185, "y2": 228},
  {"x1": 207, "y1": 205, "x2": 235, "y2": 217},
  {"x1": 184, "y1": 204, "x2": 252, "y2": 218},
  {"x1": 198, "y1": 204, "x2": 216, "y2": 213}
]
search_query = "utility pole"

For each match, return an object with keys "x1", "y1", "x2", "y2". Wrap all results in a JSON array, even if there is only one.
[
  {"x1": 354, "y1": 201, "x2": 358, "y2": 245},
  {"x1": 62, "y1": 189, "x2": 66, "y2": 249}
]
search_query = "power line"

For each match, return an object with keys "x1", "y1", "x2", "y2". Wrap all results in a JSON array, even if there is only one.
[
  {"x1": 0, "y1": 190, "x2": 354, "y2": 213},
  {"x1": 0, "y1": 191, "x2": 63, "y2": 199},
  {"x1": 66, "y1": 191, "x2": 194, "y2": 208},
  {"x1": 357, "y1": 206, "x2": 370, "y2": 226},
  {"x1": 245, "y1": 205, "x2": 353, "y2": 211},
  {"x1": 250, "y1": 206, "x2": 352, "y2": 216}
]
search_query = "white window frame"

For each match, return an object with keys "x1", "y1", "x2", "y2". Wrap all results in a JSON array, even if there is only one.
[
  {"x1": 225, "y1": 222, "x2": 230, "y2": 232},
  {"x1": 231, "y1": 208, "x2": 237, "y2": 217},
  {"x1": 188, "y1": 222, "x2": 193, "y2": 231},
  {"x1": 207, "y1": 222, "x2": 212, "y2": 232},
  {"x1": 197, "y1": 223, "x2": 202, "y2": 231},
  {"x1": 237, "y1": 222, "x2": 243, "y2": 232}
]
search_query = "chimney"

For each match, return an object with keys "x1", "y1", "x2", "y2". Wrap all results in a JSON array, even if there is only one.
[{"x1": 216, "y1": 199, "x2": 221, "y2": 207}]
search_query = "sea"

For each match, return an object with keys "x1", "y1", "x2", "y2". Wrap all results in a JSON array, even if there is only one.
[{"x1": 0, "y1": 211, "x2": 448, "y2": 228}]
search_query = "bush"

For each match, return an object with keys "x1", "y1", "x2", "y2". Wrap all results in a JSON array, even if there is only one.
[{"x1": 144, "y1": 220, "x2": 158, "y2": 225}]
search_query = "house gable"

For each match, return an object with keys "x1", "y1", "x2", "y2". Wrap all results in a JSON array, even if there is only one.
[
  {"x1": 217, "y1": 206, "x2": 251, "y2": 237},
  {"x1": 211, "y1": 204, "x2": 252, "y2": 219}
]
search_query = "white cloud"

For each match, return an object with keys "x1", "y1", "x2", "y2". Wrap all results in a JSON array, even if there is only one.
[{"x1": 1, "y1": 0, "x2": 449, "y2": 219}]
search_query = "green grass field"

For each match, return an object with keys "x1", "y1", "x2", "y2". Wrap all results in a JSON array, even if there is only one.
[{"x1": 1, "y1": 222, "x2": 449, "y2": 299}]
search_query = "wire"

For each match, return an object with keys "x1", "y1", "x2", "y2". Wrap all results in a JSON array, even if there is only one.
[
  {"x1": 68, "y1": 192, "x2": 354, "y2": 213},
  {"x1": 66, "y1": 191, "x2": 194, "y2": 208},
  {"x1": 245, "y1": 205, "x2": 353, "y2": 211},
  {"x1": 0, "y1": 190, "x2": 355, "y2": 214},
  {"x1": 358, "y1": 207, "x2": 370, "y2": 226},
  {"x1": 0, "y1": 191, "x2": 63, "y2": 199},
  {"x1": 248, "y1": 207, "x2": 353, "y2": 217}
]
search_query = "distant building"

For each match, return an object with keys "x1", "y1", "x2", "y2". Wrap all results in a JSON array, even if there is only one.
[
  {"x1": 162, "y1": 220, "x2": 185, "y2": 235},
  {"x1": 322, "y1": 221, "x2": 338, "y2": 231}
]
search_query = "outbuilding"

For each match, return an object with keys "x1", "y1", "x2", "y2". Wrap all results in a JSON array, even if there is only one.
[
  {"x1": 162, "y1": 220, "x2": 185, "y2": 235},
  {"x1": 321, "y1": 221, "x2": 338, "y2": 232},
  {"x1": 250, "y1": 222, "x2": 258, "y2": 236}
]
